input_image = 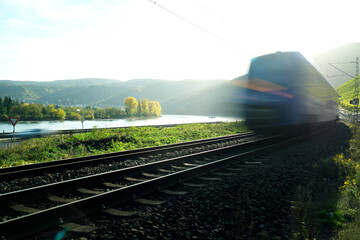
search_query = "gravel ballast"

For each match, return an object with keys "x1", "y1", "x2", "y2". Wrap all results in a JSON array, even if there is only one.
[
  {"x1": 0, "y1": 136, "x2": 257, "y2": 193},
  {"x1": 58, "y1": 123, "x2": 352, "y2": 240}
]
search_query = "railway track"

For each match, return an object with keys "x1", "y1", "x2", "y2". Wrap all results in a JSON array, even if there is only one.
[
  {"x1": 0, "y1": 132, "x2": 280, "y2": 239},
  {"x1": 0, "y1": 132, "x2": 257, "y2": 193},
  {"x1": 0, "y1": 125, "x2": 333, "y2": 239},
  {"x1": 0, "y1": 132, "x2": 254, "y2": 179}
]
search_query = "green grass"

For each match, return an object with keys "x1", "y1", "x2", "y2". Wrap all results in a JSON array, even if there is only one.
[
  {"x1": 335, "y1": 210, "x2": 360, "y2": 240},
  {"x1": 337, "y1": 76, "x2": 359, "y2": 110},
  {"x1": 331, "y1": 124, "x2": 360, "y2": 239},
  {"x1": 318, "y1": 201, "x2": 346, "y2": 229},
  {"x1": 0, "y1": 121, "x2": 248, "y2": 168},
  {"x1": 271, "y1": 122, "x2": 360, "y2": 239}
]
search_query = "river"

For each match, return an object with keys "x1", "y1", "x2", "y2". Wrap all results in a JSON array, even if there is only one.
[{"x1": 0, "y1": 115, "x2": 242, "y2": 133}]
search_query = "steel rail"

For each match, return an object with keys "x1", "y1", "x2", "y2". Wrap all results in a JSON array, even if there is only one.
[
  {"x1": 0, "y1": 135, "x2": 279, "y2": 205},
  {"x1": 0, "y1": 134, "x2": 292, "y2": 239},
  {"x1": 0, "y1": 132, "x2": 254, "y2": 180}
]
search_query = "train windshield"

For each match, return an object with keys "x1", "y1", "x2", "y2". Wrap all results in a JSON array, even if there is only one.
[{"x1": 249, "y1": 53, "x2": 295, "y2": 86}]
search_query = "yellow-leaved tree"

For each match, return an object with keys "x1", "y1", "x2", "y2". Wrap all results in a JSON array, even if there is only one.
[
  {"x1": 124, "y1": 97, "x2": 138, "y2": 116},
  {"x1": 149, "y1": 101, "x2": 161, "y2": 116},
  {"x1": 139, "y1": 98, "x2": 150, "y2": 116}
]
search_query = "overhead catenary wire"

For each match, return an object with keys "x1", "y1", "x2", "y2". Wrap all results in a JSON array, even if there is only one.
[
  {"x1": 329, "y1": 62, "x2": 356, "y2": 64},
  {"x1": 192, "y1": 0, "x2": 224, "y2": 21},
  {"x1": 328, "y1": 62, "x2": 355, "y2": 78},
  {"x1": 147, "y1": 0, "x2": 253, "y2": 57}
]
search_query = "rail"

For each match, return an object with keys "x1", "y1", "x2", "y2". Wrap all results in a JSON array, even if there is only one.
[{"x1": 0, "y1": 134, "x2": 283, "y2": 239}]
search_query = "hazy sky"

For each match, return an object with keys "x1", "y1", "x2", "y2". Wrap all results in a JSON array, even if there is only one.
[{"x1": 0, "y1": 0, "x2": 359, "y2": 81}]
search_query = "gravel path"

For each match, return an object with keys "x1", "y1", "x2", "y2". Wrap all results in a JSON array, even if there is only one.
[{"x1": 58, "y1": 123, "x2": 352, "y2": 240}]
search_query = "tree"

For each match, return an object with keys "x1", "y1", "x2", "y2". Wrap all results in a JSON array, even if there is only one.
[
  {"x1": 0, "y1": 97, "x2": 4, "y2": 114},
  {"x1": 42, "y1": 104, "x2": 65, "y2": 120},
  {"x1": 55, "y1": 109, "x2": 66, "y2": 120},
  {"x1": 0, "y1": 113, "x2": 7, "y2": 121},
  {"x1": 94, "y1": 108, "x2": 106, "y2": 119},
  {"x1": 43, "y1": 105, "x2": 56, "y2": 119},
  {"x1": 4, "y1": 96, "x2": 13, "y2": 114},
  {"x1": 9, "y1": 105, "x2": 21, "y2": 118},
  {"x1": 149, "y1": 101, "x2": 162, "y2": 116},
  {"x1": 139, "y1": 98, "x2": 149, "y2": 116},
  {"x1": 24, "y1": 104, "x2": 43, "y2": 120},
  {"x1": 124, "y1": 97, "x2": 138, "y2": 116},
  {"x1": 105, "y1": 107, "x2": 121, "y2": 118},
  {"x1": 68, "y1": 112, "x2": 81, "y2": 120},
  {"x1": 84, "y1": 113, "x2": 94, "y2": 120}
]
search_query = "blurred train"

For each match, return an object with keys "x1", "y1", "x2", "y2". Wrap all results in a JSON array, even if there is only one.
[{"x1": 244, "y1": 51, "x2": 339, "y2": 132}]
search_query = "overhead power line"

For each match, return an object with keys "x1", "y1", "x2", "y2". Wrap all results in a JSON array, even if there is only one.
[
  {"x1": 329, "y1": 58, "x2": 359, "y2": 122},
  {"x1": 147, "y1": 0, "x2": 253, "y2": 57},
  {"x1": 330, "y1": 62, "x2": 356, "y2": 64},
  {"x1": 148, "y1": 0, "x2": 219, "y2": 40},
  {"x1": 328, "y1": 62, "x2": 355, "y2": 78}
]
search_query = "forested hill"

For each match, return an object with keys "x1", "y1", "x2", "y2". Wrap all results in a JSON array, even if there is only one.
[
  {"x1": 0, "y1": 78, "x2": 226, "y2": 105},
  {"x1": 0, "y1": 78, "x2": 237, "y2": 115},
  {"x1": 313, "y1": 42, "x2": 360, "y2": 88},
  {"x1": 337, "y1": 75, "x2": 359, "y2": 110},
  {"x1": 0, "y1": 78, "x2": 121, "y2": 86}
]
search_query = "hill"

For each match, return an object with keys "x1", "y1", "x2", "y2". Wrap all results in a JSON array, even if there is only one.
[
  {"x1": 162, "y1": 75, "x2": 247, "y2": 117},
  {"x1": 313, "y1": 42, "x2": 360, "y2": 88},
  {"x1": 0, "y1": 78, "x2": 237, "y2": 115},
  {"x1": 0, "y1": 78, "x2": 122, "y2": 86},
  {"x1": 337, "y1": 76, "x2": 358, "y2": 110}
]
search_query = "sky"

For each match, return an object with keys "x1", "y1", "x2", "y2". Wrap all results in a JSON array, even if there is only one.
[{"x1": 0, "y1": 0, "x2": 359, "y2": 82}]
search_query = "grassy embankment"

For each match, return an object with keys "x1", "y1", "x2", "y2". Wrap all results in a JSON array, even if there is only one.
[
  {"x1": 332, "y1": 124, "x2": 360, "y2": 239},
  {"x1": 0, "y1": 121, "x2": 248, "y2": 168},
  {"x1": 337, "y1": 75, "x2": 358, "y2": 111},
  {"x1": 290, "y1": 123, "x2": 360, "y2": 239}
]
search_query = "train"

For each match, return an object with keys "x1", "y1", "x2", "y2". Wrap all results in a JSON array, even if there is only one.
[{"x1": 243, "y1": 51, "x2": 339, "y2": 132}]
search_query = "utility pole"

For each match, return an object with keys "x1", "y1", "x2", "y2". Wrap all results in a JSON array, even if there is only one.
[
  {"x1": 355, "y1": 57, "x2": 359, "y2": 122},
  {"x1": 328, "y1": 58, "x2": 359, "y2": 123}
]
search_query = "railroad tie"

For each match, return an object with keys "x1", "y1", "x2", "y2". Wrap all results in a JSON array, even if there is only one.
[
  {"x1": 48, "y1": 196, "x2": 73, "y2": 203},
  {"x1": 134, "y1": 198, "x2": 164, "y2": 205},
  {"x1": 11, "y1": 204, "x2": 39, "y2": 214},
  {"x1": 171, "y1": 165, "x2": 189, "y2": 170},
  {"x1": 142, "y1": 172, "x2": 162, "y2": 178},
  {"x1": 125, "y1": 177, "x2": 146, "y2": 182},
  {"x1": 78, "y1": 188, "x2": 105, "y2": 195},
  {"x1": 103, "y1": 182, "x2": 125, "y2": 188},
  {"x1": 158, "y1": 168, "x2": 175, "y2": 173},
  {"x1": 102, "y1": 208, "x2": 137, "y2": 217},
  {"x1": 212, "y1": 172, "x2": 233, "y2": 176},
  {"x1": 244, "y1": 161, "x2": 262, "y2": 165},
  {"x1": 183, "y1": 163, "x2": 199, "y2": 167},
  {"x1": 161, "y1": 189, "x2": 187, "y2": 195},
  {"x1": 60, "y1": 222, "x2": 97, "y2": 233},
  {"x1": 182, "y1": 182, "x2": 206, "y2": 187},
  {"x1": 197, "y1": 176, "x2": 221, "y2": 181},
  {"x1": 223, "y1": 167, "x2": 244, "y2": 171},
  {"x1": 194, "y1": 160, "x2": 208, "y2": 164}
]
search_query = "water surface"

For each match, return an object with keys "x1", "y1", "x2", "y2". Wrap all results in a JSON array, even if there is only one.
[{"x1": 0, "y1": 115, "x2": 242, "y2": 133}]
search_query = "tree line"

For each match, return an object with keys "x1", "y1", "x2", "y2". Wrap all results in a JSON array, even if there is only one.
[{"x1": 0, "y1": 96, "x2": 161, "y2": 121}]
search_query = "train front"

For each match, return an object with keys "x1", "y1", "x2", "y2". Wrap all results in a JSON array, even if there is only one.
[{"x1": 244, "y1": 52, "x2": 296, "y2": 131}]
